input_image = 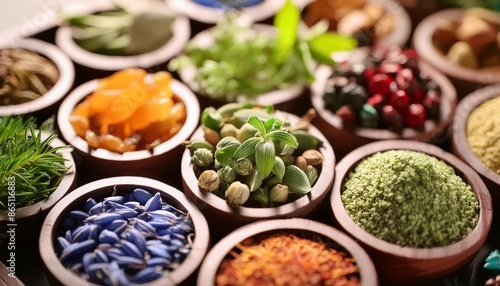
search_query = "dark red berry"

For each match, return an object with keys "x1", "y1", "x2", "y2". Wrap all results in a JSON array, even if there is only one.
[
  {"x1": 389, "y1": 90, "x2": 411, "y2": 111},
  {"x1": 404, "y1": 103, "x2": 427, "y2": 127},
  {"x1": 340, "y1": 82, "x2": 369, "y2": 112},
  {"x1": 368, "y1": 73, "x2": 394, "y2": 96},
  {"x1": 411, "y1": 89, "x2": 425, "y2": 103},
  {"x1": 422, "y1": 90, "x2": 441, "y2": 120},
  {"x1": 382, "y1": 105, "x2": 403, "y2": 132},
  {"x1": 367, "y1": 93, "x2": 385, "y2": 111},
  {"x1": 336, "y1": 105, "x2": 356, "y2": 127},
  {"x1": 379, "y1": 62, "x2": 402, "y2": 77},
  {"x1": 364, "y1": 66, "x2": 377, "y2": 81},
  {"x1": 396, "y1": 68, "x2": 414, "y2": 89}
]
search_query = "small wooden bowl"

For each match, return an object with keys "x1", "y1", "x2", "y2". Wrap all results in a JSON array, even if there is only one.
[
  {"x1": 0, "y1": 38, "x2": 75, "y2": 124},
  {"x1": 0, "y1": 132, "x2": 77, "y2": 248},
  {"x1": 176, "y1": 23, "x2": 311, "y2": 115},
  {"x1": 452, "y1": 84, "x2": 500, "y2": 216},
  {"x1": 331, "y1": 140, "x2": 493, "y2": 284},
  {"x1": 55, "y1": 2, "x2": 190, "y2": 84},
  {"x1": 413, "y1": 8, "x2": 500, "y2": 99},
  {"x1": 197, "y1": 218, "x2": 378, "y2": 285},
  {"x1": 310, "y1": 62, "x2": 457, "y2": 160},
  {"x1": 181, "y1": 111, "x2": 336, "y2": 240},
  {"x1": 57, "y1": 76, "x2": 200, "y2": 188},
  {"x1": 39, "y1": 176, "x2": 210, "y2": 286}
]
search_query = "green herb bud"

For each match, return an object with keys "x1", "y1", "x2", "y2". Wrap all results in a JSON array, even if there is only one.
[
  {"x1": 246, "y1": 169, "x2": 263, "y2": 192},
  {"x1": 237, "y1": 123, "x2": 258, "y2": 142},
  {"x1": 202, "y1": 126, "x2": 221, "y2": 146},
  {"x1": 302, "y1": 149, "x2": 324, "y2": 166},
  {"x1": 183, "y1": 139, "x2": 214, "y2": 156},
  {"x1": 280, "y1": 154, "x2": 294, "y2": 166},
  {"x1": 305, "y1": 165, "x2": 319, "y2": 186},
  {"x1": 201, "y1": 106, "x2": 222, "y2": 131},
  {"x1": 198, "y1": 170, "x2": 220, "y2": 192},
  {"x1": 270, "y1": 184, "x2": 289, "y2": 204},
  {"x1": 220, "y1": 123, "x2": 239, "y2": 139},
  {"x1": 253, "y1": 187, "x2": 269, "y2": 207},
  {"x1": 265, "y1": 175, "x2": 282, "y2": 187},
  {"x1": 225, "y1": 181, "x2": 250, "y2": 206},
  {"x1": 217, "y1": 166, "x2": 237, "y2": 184},
  {"x1": 232, "y1": 158, "x2": 253, "y2": 176},
  {"x1": 192, "y1": 148, "x2": 214, "y2": 167}
]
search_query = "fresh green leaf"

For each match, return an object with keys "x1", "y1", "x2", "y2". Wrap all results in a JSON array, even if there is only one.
[
  {"x1": 246, "y1": 169, "x2": 263, "y2": 192},
  {"x1": 248, "y1": 116, "x2": 267, "y2": 137},
  {"x1": 283, "y1": 165, "x2": 311, "y2": 195},
  {"x1": 255, "y1": 141, "x2": 275, "y2": 178},
  {"x1": 215, "y1": 136, "x2": 240, "y2": 166},
  {"x1": 307, "y1": 32, "x2": 357, "y2": 65},
  {"x1": 272, "y1": 156, "x2": 286, "y2": 180},
  {"x1": 265, "y1": 130, "x2": 298, "y2": 149},
  {"x1": 233, "y1": 137, "x2": 261, "y2": 159},
  {"x1": 273, "y1": 0, "x2": 300, "y2": 64},
  {"x1": 264, "y1": 117, "x2": 276, "y2": 133},
  {"x1": 232, "y1": 109, "x2": 274, "y2": 128},
  {"x1": 201, "y1": 107, "x2": 222, "y2": 131}
]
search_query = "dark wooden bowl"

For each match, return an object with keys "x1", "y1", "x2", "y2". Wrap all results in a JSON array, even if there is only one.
[
  {"x1": 39, "y1": 176, "x2": 210, "y2": 286},
  {"x1": 0, "y1": 38, "x2": 75, "y2": 124},
  {"x1": 311, "y1": 62, "x2": 457, "y2": 160},
  {"x1": 331, "y1": 140, "x2": 493, "y2": 285},
  {"x1": 55, "y1": 2, "x2": 190, "y2": 84},
  {"x1": 197, "y1": 218, "x2": 378, "y2": 285},
  {"x1": 176, "y1": 23, "x2": 311, "y2": 115},
  {"x1": 452, "y1": 84, "x2": 500, "y2": 220},
  {"x1": 181, "y1": 111, "x2": 336, "y2": 241},
  {"x1": 0, "y1": 132, "x2": 77, "y2": 248},
  {"x1": 57, "y1": 76, "x2": 200, "y2": 188},
  {"x1": 413, "y1": 8, "x2": 500, "y2": 99}
]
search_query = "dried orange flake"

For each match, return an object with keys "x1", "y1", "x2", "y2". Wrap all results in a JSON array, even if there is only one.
[{"x1": 69, "y1": 68, "x2": 186, "y2": 153}]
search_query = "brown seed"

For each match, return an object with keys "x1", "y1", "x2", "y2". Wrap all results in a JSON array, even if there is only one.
[
  {"x1": 302, "y1": 150, "x2": 325, "y2": 166},
  {"x1": 294, "y1": 156, "x2": 308, "y2": 171}
]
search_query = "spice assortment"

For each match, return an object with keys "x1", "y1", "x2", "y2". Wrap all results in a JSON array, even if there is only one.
[
  {"x1": 216, "y1": 232, "x2": 361, "y2": 286},
  {"x1": 55, "y1": 187, "x2": 194, "y2": 285},
  {"x1": 342, "y1": 150, "x2": 479, "y2": 248},
  {"x1": 192, "y1": 0, "x2": 262, "y2": 8},
  {"x1": 432, "y1": 8, "x2": 500, "y2": 70},
  {"x1": 466, "y1": 96, "x2": 500, "y2": 175},
  {"x1": 0, "y1": 48, "x2": 59, "y2": 106},
  {"x1": 186, "y1": 103, "x2": 324, "y2": 207},
  {"x1": 0, "y1": 116, "x2": 69, "y2": 209},
  {"x1": 69, "y1": 68, "x2": 186, "y2": 153},
  {"x1": 323, "y1": 47, "x2": 442, "y2": 131}
]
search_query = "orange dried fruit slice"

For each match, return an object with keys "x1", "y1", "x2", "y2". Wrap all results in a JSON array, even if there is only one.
[{"x1": 98, "y1": 134, "x2": 126, "y2": 153}]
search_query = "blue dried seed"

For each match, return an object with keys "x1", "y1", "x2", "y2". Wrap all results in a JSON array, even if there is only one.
[
  {"x1": 65, "y1": 229, "x2": 73, "y2": 243},
  {"x1": 56, "y1": 237, "x2": 71, "y2": 254},
  {"x1": 104, "y1": 219, "x2": 127, "y2": 234},
  {"x1": 103, "y1": 267, "x2": 130, "y2": 286},
  {"x1": 132, "y1": 188, "x2": 153, "y2": 205},
  {"x1": 86, "y1": 263, "x2": 109, "y2": 283},
  {"x1": 156, "y1": 228, "x2": 171, "y2": 236},
  {"x1": 114, "y1": 208, "x2": 138, "y2": 219},
  {"x1": 99, "y1": 229, "x2": 120, "y2": 245},
  {"x1": 105, "y1": 248, "x2": 124, "y2": 261},
  {"x1": 123, "y1": 228, "x2": 147, "y2": 254},
  {"x1": 147, "y1": 210, "x2": 177, "y2": 220},
  {"x1": 60, "y1": 239, "x2": 96, "y2": 264},
  {"x1": 72, "y1": 225, "x2": 92, "y2": 243},
  {"x1": 146, "y1": 257, "x2": 169, "y2": 267},
  {"x1": 130, "y1": 218, "x2": 156, "y2": 236},
  {"x1": 147, "y1": 219, "x2": 172, "y2": 229},
  {"x1": 62, "y1": 217, "x2": 77, "y2": 231},
  {"x1": 84, "y1": 198, "x2": 97, "y2": 213},
  {"x1": 82, "y1": 252, "x2": 95, "y2": 273},
  {"x1": 132, "y1": 266, "x2": 162, "y2": 283},
  {"x1": 104, "y1": 195, "x2": 126, "y2": 204},
  {"x1": 147, "y1": 245, "x2": 173, "y2": 260},
  {"x1": 115, "y1": 256, "x2": 145, "y2": 268},
  {"x1": 120, "y1": 240, "x2": 144, "y2": 259},
  {"x1": 146, "y1": 239, "x2": 162, "y2": 246},
  {"x1": 94, "y1": 249, "x2": 108, "y2": 264},
  {"x1": 69, "y1": 262, "x2": 83, "y2": 273},
  {"x1": 86, "y1": 213, "x2": 122, "y2": 226},
  {"x1": 88, "y1": 224, "x2": 100, "y2": 242},
  {"x1": 123, "y1": 201, "x2": 141, "y2": 209},
  {"x1": 168, "y1": 225, "x2": 186, "y2": 235},
  {"x1": 169, "y1": 239, "x2": 185, "y2": 248},
  {"x1": 97, "y1": 243, "x2": 112, "y2": 250},
  {"x1": 67, "y1": 210, "x2": 91, "y2": 221},
  {"x1": 161, "y1": 205, "x2": 183, "y2": 215},
  {"x1": 88, "y1": 203, "x2": 109, "y2": 215},
  {"x1": 144, "y1": 192, "x2": 162, "y2": 212}
]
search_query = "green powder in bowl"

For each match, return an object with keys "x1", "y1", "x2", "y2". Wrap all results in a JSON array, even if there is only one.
[{"x1": 341, "y1": 150, "x2": 479, "y2": 248}]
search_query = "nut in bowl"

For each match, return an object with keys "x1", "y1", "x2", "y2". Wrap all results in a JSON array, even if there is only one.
[
  {"x1": 197, "y1": 218, "x2": 378, "y2": 285},
  {"x1": 57, "y1": 68, "x2": 200, "y2": 185},
  {"x1": 331, "y1": 140, "x2": 492, "y2": 284},
  {"x1": 39, "y1": 176, "x2": 210, "y2": 286},
  {"x1": 181, "y1": 102, "x2": 335, "y2": 240},
  {"x1": 311, "y1": 46, "x2": 457, "y2": 159}
]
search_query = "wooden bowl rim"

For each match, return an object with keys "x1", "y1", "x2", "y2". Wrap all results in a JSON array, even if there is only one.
[
  {"x1": 39, "y1": 176, "x2": 210, "y2": 286},
  {"x1": 177, "y1": 23, "x2": 307, "y2": 106},
  {"x1": 452, "y1": 83, "x2": 500, "y2": 186},
  {"x1": 197, "y1": 218, "x2": 378, "y2": 286},
  {"x1": 55, "y1": 4, "x2": 191, "y2": 71},
  {"x1": 0, "y1": 38, "x2": 75, "y2": 117},
  {"x1": 331, "y1": 139, "x2": 492, "y2": 259},
  {"x1": 311, "y1": 61, "x2": 457, "y2": 141},
  {"x1": 0, "y1": 131, "x2": 77, "y2": 220},
  {"x1": 413, "y1": 8, "x2": 500, "y2": 84},
  {"x1": 57, "y1": 76, "x2": 200, "y2": 162},
  {"x1": 181, "y1": 110, "x2": 336, "y2": 219}
]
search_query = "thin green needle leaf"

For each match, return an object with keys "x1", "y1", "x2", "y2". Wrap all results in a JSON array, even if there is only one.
[
  {"x1": 255, "y1": 141, "x2": 275, "y2": 178},
  {"x1": 265, "y1": 130, "x2": 298, "y2": 149}
]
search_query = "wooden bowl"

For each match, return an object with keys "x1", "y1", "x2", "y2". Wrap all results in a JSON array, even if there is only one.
[
  {"x1": 452, "y1": 84, "x2": 500, "y2": 217},
  {"x1": 0, "y1": 38, "x2": 75, "y2": 124},
  {"x1": 311, "y1": 62, "x2": 457, "y2": 160},
  {"x1": 413, "y1": 8, "x2": 500, "y2": 99},
  {"x1": 176, "y1": 23, "x2": 311, "y2": 115},
  {"x1": 181, "y1": 111, "x2": 336, "y2": 240},
  {"x1": 331, "y1": 140, "x2": 493, "y2": 284},
  {"x1": 0, "y1": 132, "x2": 77, "y2": 248},
  {"x1": 197, "y1": 218, "x2": 378, "y2": 285},
  {"x1": 55, "y1": 2, "x2": 190, "y2": 84},
  {"x1": 57, "y1": 76, "x2": 200, "y2": 188},
  {"x1": 39, "y1": 176, "x2": 210, "y2": 286}
]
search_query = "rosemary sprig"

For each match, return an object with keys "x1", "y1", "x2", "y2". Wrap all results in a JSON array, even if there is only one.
[{"x1": 0, "y1": 116, "x2": 70, "y2": 209}]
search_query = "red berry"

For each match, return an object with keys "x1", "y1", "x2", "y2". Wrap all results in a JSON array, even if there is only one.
[
  {"x1": 411, "y1": 89, "x2": 425, "y2": 103},
  {"x1": 382, "y1": 105, "x2": 403, "y2": 131},
  {"x1": 422, "y1": 90, "x2": 441, "y2": 120},
  {"x1": 404, "y1": 103, "x2": 427, "y2": 127},
  {"x1": 364, "y1": 66, "x2": 377, "y2": 81},
  {"x1": 389, "y1": 90, "x2": 411, "y2": 111},
  {"x1": 367, "y1": 94, "x2": 385, "y2": 111},
  {"x1": 368, "y1": 73, "x2": 394, "y2": 96},
  {"x1": 379, "y1": 62, "x2": 402, "y2": 77},
  {"x1": 396, "y1": 68, "x2": 414, "y2": 89},
  {"x1": 336, "y1": 105, "x2": 357, "y2": 127}
]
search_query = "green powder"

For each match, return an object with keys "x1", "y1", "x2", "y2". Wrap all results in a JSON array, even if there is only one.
[{"x1": 341, "y1": 150, "x2": 479, "y2": 248}]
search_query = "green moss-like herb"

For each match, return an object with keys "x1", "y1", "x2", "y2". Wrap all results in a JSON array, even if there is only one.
[{"x1": 341, "y1": 150, "x2": 479, "y2": 248}]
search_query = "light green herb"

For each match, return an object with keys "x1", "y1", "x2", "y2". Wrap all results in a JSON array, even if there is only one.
[{"x1": 341, "y1": 150, "x2": 479, "y2": 248}]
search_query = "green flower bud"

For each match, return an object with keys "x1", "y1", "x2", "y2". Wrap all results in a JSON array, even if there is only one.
[
  {"x1": 232, "y1": 158, "x2": 253, "y2": 176},
  {"x1": 201, "y1": 106, "x2": 222, "y2": 131},
  {"x1": 203, "y1": 126, "x2": 221, "y2": 146},
  {"x1": 183, "y1": 139, "x2": 214, "y2": 156},
  {"x1": 192, "y1": 148, "x2": 214, "y2": 167},
  {"x1": 217, "y1": 166, "x2": 237, "y2": 184},
  {"x1": 198, "y1": 170, "x2": 220, "y2": 192},
  {"x1": 253, "y1": 187, "x2": 269, "y2": 207},
  {"x1": 270, "y1": 184, "x2": 289, "y2": 204},
  {"x1": 237, "y1": 123, "x2": 258, "y2": 142},
  {"x1": 305, "y1": 165, "x2": 319, "y2": 186},
  {"x1": 220, "y1": 123, "x2": 239, "y2": 139},
  {"x1": 225, "y1": 181, "x2": 250, "y2": 206},
  {"x1": 280, "y1": 154, "x2": 294, "y2": 166},
  {"x1": 265, "y1": 175, "x2": 282, "y2": 187}
]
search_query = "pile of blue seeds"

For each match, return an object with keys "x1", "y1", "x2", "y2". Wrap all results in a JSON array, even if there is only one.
[
  {"x1": 56, "y1": 188, "x2": 195, "y2": 285},
  {"x1": 341, "y1": 150, "x2": 479, "y2": 248}
]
